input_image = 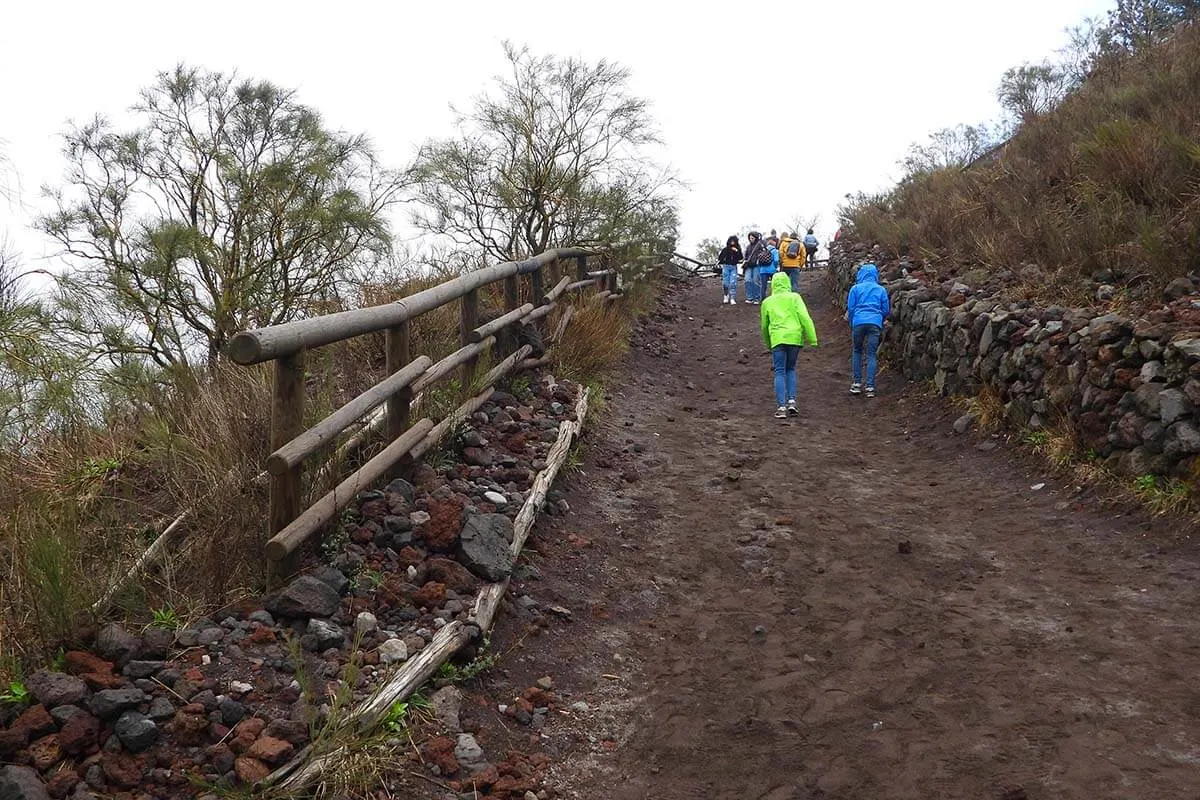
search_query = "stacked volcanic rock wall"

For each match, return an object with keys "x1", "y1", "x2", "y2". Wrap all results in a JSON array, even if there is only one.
[{"x1": 828, "y1": 240, "x2": 1200, "y2": 480}]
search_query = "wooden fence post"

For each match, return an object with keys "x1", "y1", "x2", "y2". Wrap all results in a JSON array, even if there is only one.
[
  {"x1": 385, "y1": 321, "x2": 411, "y2": 478},
  {"x1": 530, "y1": 265, "x2": 545, "y2": 306},
  {"x1": 460, "y1": 288, "x2": 479, "y2": 395},
  {"x1": 503, "y1": 274, "x2": 520, "y2": 311},
  {"x1": 269, "y1": 349, "x2": 305, "y2": 579},
  {"x1": 575, "y1": 255, "x2": 588, "y2": 281}
]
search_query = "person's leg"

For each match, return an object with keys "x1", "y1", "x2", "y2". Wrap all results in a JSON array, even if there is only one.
[
  {"x1": 865, "y1": 325, "x2": 882, "y2": 391},
  {"x1": 745, "y1": 267, "x2": 759, "y2": 301},
  {"x1": 851, "y1": 325, "x2": 865, "y2": 389},
  {"x1": 772, "y1": 345, "x2": 787, "y2": 409},
  {"x1": 785, "y1": 344, "x2": 799, "y2": 404},
  {"x1": 787, "y1": 268, "x2": 799, "y2": 292},
  {"x1": 760, "y1": 272, "x2": 771, "y2": 299},
  {"x1": 722, "y1": 266, "x2": 736, "y2": 301}
]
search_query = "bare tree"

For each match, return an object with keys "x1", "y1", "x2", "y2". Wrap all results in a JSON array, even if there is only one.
[
  {"x1": 408, "y1": 43, "x2": 679, "y2": 262},
  {"x1": 998, "y1": 62, "x2": 1072, "y2": 123},
  {"x1": 39, "y1": 65, "x2": 406, "y2": 371},
  {"x1": 900, "y1": 123, "x2": 1002, "y2": 176}
]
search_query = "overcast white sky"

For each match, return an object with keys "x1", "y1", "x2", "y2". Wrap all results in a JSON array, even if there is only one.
[{"x1": 2, "y1": 0, "x2": 1115, "y2": 271}]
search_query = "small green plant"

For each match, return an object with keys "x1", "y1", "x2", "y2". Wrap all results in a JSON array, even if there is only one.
[
  {"x1": 1022, "y1": 430, "x2": 1051, "y2": 446},
  {"x1": 149, "y1": 606, "x2": 180, "y2": 630},
  {"x1": 357, "y1": 568, "x2": 385, "y2": 590},
  {"x1": 0, "y1": 680, "x2": 31, "y2": 705},
  {"x1": 436, "y1": 639, "x2": 498, "y2": 684},
  {"x1": 1133, "y1": 474, "x2": 1158, "y2": 493},
  {"x1": 380, "y1": 691, "x2": 432, "y2": 735},
  {"x1": 1131, "y1": 474, "x2": 1193, "y2": 516},
  {"x1": 504, "y1": 374, "x2": 532, "y2": 397}
]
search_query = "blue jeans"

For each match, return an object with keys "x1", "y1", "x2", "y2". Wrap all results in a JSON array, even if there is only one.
[
  {"x1": 783, "y1": 268, "x2": 800, "y2": 291},
  {"x1": 744, "y1": 266, "x2": 760, "y2": 301},
  {"x1": 721, "y1": 265, "x2": 738, "y2": 295},
  {"x1": 760, "y1": 270, "x2": 773, "y2": 299},
  {"x1": 772, "y1": 344, "x2": 800, "y2": 406},
  {"x1": 852, "y1": 324, "x2": 882, "y2": 387}
]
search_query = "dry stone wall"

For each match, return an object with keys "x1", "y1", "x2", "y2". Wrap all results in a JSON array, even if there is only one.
[{"x1": 828, "y1": 240, "x2": 1200, "y2": 480}]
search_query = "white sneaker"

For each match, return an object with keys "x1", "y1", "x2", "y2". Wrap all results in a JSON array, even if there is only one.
[
  {"x1": 774, "y1": 406, "x2": 787, "y2": 419},
  {"x1": 729, "y1": 297, "x2": 736, "y2": 305},
  {"x1": 850, "y1": 383, "x2": 862, "y2": 395},
  {"x1": 787, "y1": 400, "x2": 798, "y2": 417},
  {"x1": 722, "y1": 295, "x2": 729, "y2": 305}
]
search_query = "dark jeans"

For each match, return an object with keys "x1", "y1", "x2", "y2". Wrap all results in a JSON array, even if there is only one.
[
  {"x1": 760, "y1": 270, "x2": 773, "y2": 299},
  {"x1": 851, "y1": 324, "x2": 882, "y2": 387},
  {"x1": 772, "y1": 344, "x2": 801, "y2": 405}
]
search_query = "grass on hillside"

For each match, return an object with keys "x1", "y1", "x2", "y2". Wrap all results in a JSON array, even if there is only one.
[{"x1": 843, "y1": 22, "x2": 1200, "y2": 305}]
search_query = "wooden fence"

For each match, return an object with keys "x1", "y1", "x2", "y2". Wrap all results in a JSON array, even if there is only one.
[{"x1": 229, "y1": 244, "x2": 642, "y2": 574}]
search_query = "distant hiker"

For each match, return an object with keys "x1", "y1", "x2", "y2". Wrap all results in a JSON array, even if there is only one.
[
  {"x1": 803, "y1": 228, "x2": 820, "y2": 266},
  {"x1": 760, "y1": 236, "x2": 781, "y2": 300},
  {"x1": 779, "y1": 231, "x2": 804, "y2": 291},
  {"x1": 717, "y1": 235, "x2": 743, "y2": 305},
  {"x1": 761, "y1": 271, "x2": 818, "y2": 418},
  {"x1": 743, "y1": 231, "x2": 767, "y2": 304},
  {"x1": 846, "y1": 262, "x2": 890, "y2": 398}
]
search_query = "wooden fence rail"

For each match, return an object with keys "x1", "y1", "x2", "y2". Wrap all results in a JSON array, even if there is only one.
[{"x1": 231, "y1": 243, "x2": 648, "y2": 573}]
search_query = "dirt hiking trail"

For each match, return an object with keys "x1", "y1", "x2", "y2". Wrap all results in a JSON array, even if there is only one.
[{"x1": 467, "y1": 271, "x2": 1200, "y2": 800}]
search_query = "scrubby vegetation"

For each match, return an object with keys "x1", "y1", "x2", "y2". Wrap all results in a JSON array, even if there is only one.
[
  {"x1": 0, "y1": 46, "x2": 676, "y2": 682},
  {"x1": 842, "y1": 2, "x2": 1200, "y2": 307}
]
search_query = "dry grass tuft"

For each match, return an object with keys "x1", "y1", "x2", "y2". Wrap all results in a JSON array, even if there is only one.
[{"x1": 552, "y1": 301, "x2": 632, "y2": 382}]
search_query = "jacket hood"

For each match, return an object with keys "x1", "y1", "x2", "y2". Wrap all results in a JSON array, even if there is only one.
[
  {"x1": 770, "y1": 271, "x2": 792, "y2": 293},
  {"x1": 725, "y1": 236, "x2": 740, "y2": 247},
  {"x1": 856, "y1": 263, "x2": 879, "y2": 284}
]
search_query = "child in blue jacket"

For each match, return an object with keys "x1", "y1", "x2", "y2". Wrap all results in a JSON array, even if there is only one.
[{"x1": 846, "y1": 263, "x2": 890, "y2": 397}]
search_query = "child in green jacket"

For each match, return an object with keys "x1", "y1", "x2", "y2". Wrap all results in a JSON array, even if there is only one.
[{"x1": 760, "y1": 271, "x2": 819, "y2": 418}]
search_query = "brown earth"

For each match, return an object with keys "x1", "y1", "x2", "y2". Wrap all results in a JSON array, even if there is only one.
[{"x1": 422, "y1": 270, "x2": 1200, "y2": 800}]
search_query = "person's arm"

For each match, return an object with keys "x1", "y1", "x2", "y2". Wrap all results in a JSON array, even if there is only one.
[
  {"x1": 795, "y1": 296, "x2": 818, "y2": 346},
  {"x1": 846, "y1": 286, "x2": 859, "y2": 324},
  {"x1": 761, "y1": 303, "x2": 772, "y2": 349},
  {"x1": 880, "y1": 286, "x2": 891, "y2": 320}
]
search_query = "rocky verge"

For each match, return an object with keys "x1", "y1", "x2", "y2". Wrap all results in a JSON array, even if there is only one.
[
  {"x1": 0, "y1": 371, "x2": 587, "y2": 799},
  {"x1": 830, "y1": 239, "x2": 1200, "y2": 479}
]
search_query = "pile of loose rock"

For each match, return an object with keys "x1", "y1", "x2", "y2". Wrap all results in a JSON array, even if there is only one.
[
  {"x1": 830, "y1": 241, "x2": 1200, "y2": 478},
  {"x1": 0, "y1": 372, "x2": 583, "y2": 799}
]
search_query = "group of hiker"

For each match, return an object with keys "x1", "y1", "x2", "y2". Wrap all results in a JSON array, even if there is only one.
[
  {"x1": 716, "y1": 230, "x2": 891, "y2": 417},
  {"x1": 716, "y1": 229, "x2": 820, "y2": 305}
]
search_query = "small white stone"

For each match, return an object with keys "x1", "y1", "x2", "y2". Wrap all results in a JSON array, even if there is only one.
[
  {"x1": 484, "y1": 490, "x2": 508, "y2": 506},
  {"x1": 410, "y1": 510, "x2": 431, "y2": 526},
  {"x1": 354, "y1": 612, "x2": 378, "y2": 635},
  {"x1": 406, "y1": 565, "x2": 418, "y2": 581},
  {"x1": 201, "y1": 654, "x2": 211, "y2": 666},
  {"x1": 229, "y1": 681, "x2": 253, "y2": 695}
]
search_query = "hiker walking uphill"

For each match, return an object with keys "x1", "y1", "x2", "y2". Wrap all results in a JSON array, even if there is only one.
[
  {"x1": 779, "y1": 232, "x2": 804, "y2": 290},
  {"x1": 742, "y1": 231, "x2": 769, "y2": 304},
  {"x1": 846, "y1": 262, "x2": 890, "y2": 398},
  {"x1": 761, "y1": 270, "x2": 818, "y2": 418},
  {"x1": 803, "y1": 228, "x2": 820, "y2": 266},
  {"x1": 717, "y1": 235, "x2": 743, "y2": 305}
]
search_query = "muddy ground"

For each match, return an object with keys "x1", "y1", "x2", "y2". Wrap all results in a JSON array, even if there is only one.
[{"x1": 422, "y1": 269, "x2": 1200, "y2": 800}]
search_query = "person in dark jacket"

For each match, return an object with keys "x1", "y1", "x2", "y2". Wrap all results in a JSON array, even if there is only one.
[
  {"x1": 845, "y1": 263, "x2": 890, "y2": 397},
  {"x1": 717, "y1": 235, "x2": 743, "y2": 305},
  {"x1": 743, "y1": 231, "x2": 766, "y2": 304}
]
